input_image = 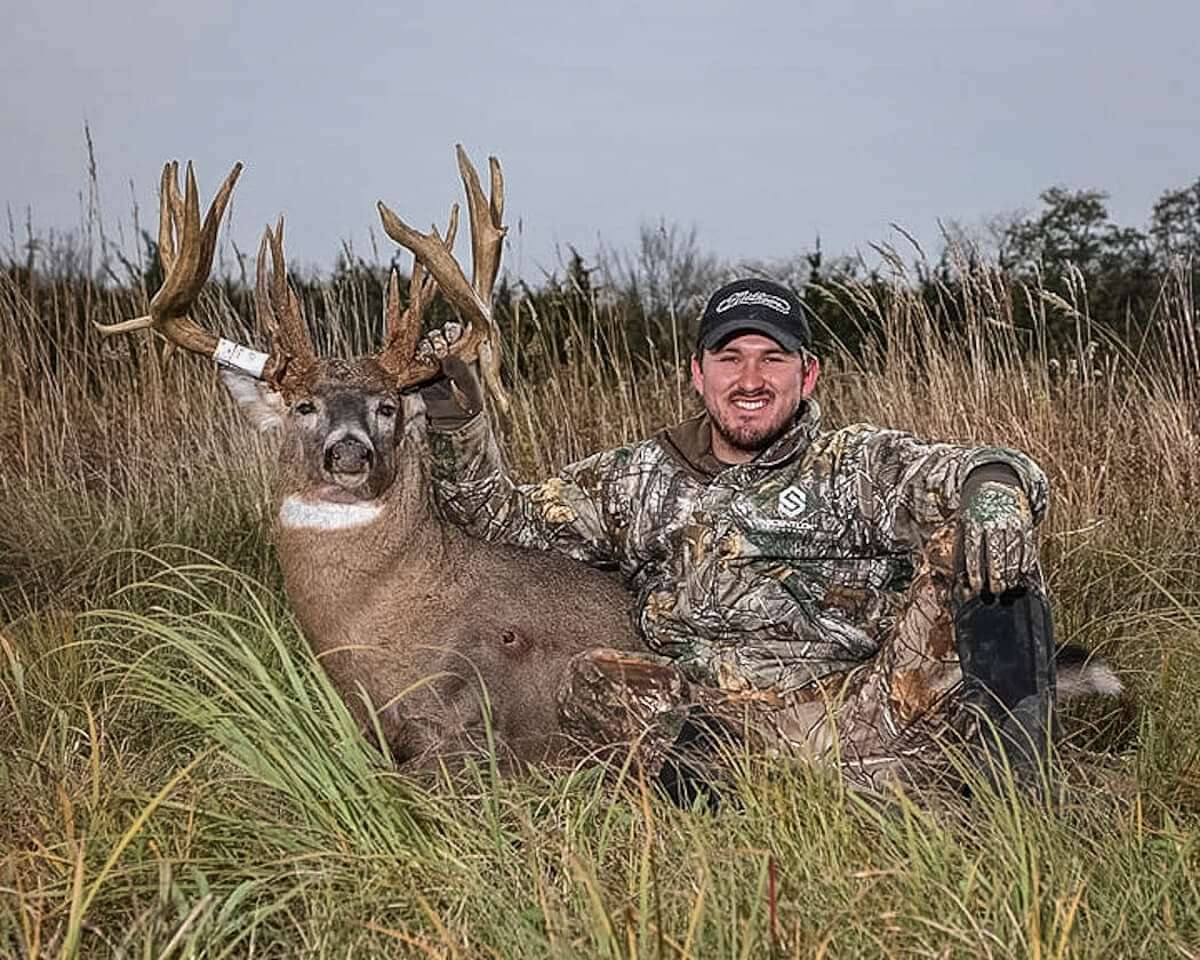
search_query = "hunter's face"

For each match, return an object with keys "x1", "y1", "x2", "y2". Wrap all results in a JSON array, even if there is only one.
[{"x1": 691, "y1": 333, "x2": 819, "y2": 463}]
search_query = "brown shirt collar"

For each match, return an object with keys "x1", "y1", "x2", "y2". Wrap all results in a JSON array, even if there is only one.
[{"x1": 655, "y1": 400, "x2": 822, "y2": 481}]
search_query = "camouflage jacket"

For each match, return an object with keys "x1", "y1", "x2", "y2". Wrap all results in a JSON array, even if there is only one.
[{"x1": 428, "y1": 402, "x2": 1048, "y2": 692}]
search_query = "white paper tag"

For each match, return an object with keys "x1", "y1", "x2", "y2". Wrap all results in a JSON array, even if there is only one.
[{"x1": 214, "y1": 337, "x2": 270, "y2": 379}]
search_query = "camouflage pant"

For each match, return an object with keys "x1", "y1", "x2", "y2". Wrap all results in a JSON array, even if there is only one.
[{"x1": 557, "y1": 525, "x2": 969, "y2": 790}]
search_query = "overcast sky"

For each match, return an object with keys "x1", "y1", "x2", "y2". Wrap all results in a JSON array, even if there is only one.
[{"x1": 4, "y1": 0, "x2": 1198, "y2": 280}]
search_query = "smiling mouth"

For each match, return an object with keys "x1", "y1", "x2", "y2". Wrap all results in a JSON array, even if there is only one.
[{"x1": 731, "y1": 396, "x2": 770, "y2": 411}]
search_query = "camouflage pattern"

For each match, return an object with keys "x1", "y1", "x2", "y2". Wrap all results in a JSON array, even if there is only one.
[
  {"x1": 556, "y1": 647, "x2": 789, "y2": 771},
  {"x1": 555, "y1": 523, "x2": 970, "y2": 789},
  {"x1": 960, "y1": 479, "x2": 1038, "y2": 595},
  {"x1": 428, "y1": 401, "x2": 1048, "y2": 696}
]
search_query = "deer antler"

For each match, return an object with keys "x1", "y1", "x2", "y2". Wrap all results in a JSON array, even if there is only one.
[
  {"x1": 254, "y1": 216, "x2": 318, "y2": 395},
  {"x1": 377, "y1": 203, "x2": 459, "y2": 377},
  {"x1": 94, "y1": 162, "x2": 263, "y2": 375},
  {"x1": 96, "y1": 160, "x2": 321, "y2": 397},
  {"x1": 377, "y1": 144, "x2": 509, "y2": 411}
]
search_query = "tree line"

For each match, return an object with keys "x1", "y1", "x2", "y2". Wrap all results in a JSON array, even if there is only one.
[{"x1": 4, "y1": 174, "x2": 1198, "y2": 380}]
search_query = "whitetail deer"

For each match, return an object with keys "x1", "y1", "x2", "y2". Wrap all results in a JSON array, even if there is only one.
[{"x1": 97, "y1": 149, "x2": 643, "y2": 766}]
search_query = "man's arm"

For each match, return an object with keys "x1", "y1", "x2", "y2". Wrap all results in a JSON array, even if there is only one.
[
  {"x1": 422, "y1": 357, "x2": 634, "y2": 567},
  {"x1": 849, "y1": 427, "x2": 1049, "y2": 593}
]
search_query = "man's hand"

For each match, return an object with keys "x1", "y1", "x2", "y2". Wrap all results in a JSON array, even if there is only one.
[
  {"x1": 417, "y1": 323, "x2": 484, "y2": 430},
  {"x1": 960, "y1": 477, "x2": 1036, "y2": 597},
  {"x1": 416, "y1": 321, "x2": 464, "y2": 365}
]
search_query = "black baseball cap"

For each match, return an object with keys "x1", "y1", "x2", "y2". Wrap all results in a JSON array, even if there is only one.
[{"x1": 696, "y1": 278, "x2": 812, "y2": 353}]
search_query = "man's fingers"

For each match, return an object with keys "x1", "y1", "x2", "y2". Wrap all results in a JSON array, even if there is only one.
[
  {"x1": 1014, "y1": 531, "x2": 1036, "y2": 588},
  {"x1": 417, "y1": 333, "x2": 447, "y2": 363},
  {"x1": 1009, "y1": 526, "x2": 1035, "y2": 591},
  {"x1": 986, "y1": 527, "x2": 1009, "y2": 594},
  {"x1": 416, "y1": 322, "x2": 465, "y2": 362},
  {"x1": 431, "y1": 322, "x2": 464, "y2": 358},
  {"x1": 964, "y1": 527, "x2": 985, "y2": 595},
  {"x1": 449, "y1": 380, "x2": 476, "y2": 415}
]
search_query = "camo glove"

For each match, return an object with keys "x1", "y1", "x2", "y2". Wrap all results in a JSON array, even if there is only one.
[
  {"x1": 959, "y1": 464, "x2": 1037, "y2": 597},
  {"x1": 417, "y1": 323, "x2": 484, "y2": 431}
]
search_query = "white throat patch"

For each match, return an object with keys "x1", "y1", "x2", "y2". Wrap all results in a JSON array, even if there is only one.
[{"x1": 279, "y1": 496, "x2": 382, "y2": 531}]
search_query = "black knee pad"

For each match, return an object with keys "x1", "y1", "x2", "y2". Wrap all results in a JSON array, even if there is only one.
[
  {"x1": 954, "y1": 587, "x2": 1060, "y2": 791},
  {"x1": 955, "y1": 586, "x2": 1056, "y2": 712}
]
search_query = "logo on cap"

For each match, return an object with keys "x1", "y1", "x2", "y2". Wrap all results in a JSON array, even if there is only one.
[{"x1": 715, "y1": 290, "x2": 792, "y2": 315}]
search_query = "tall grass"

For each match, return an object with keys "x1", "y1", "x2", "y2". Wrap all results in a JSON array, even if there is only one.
[{"x1": 1, "y1": 204, "x2": 1198, "y2": 955}]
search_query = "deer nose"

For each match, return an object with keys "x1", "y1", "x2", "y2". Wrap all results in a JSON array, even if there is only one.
[{"x1": 325, "y1": 437, "x2": 373, "y2": 474}]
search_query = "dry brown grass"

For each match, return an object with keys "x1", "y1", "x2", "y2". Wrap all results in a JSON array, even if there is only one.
[{"x1": 1, "y1": 238, "x2": 1198, "y2": 956}]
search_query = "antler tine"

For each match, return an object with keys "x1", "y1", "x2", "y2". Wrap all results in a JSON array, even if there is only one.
[
  {"x1": 152, "y1": 163, "x2": 184, "y2": 363},
  {"x1": 455, "y1": 145, "x2": 506, "y2": 303},
  {"x1": 254, "y1": 228, "x2": 279, "y2": 341},
  {"x1": 265, "y1": 216, "x2": 317, "y2": 364},
  {"x1": 157, "y1": 161, "x2": 179, "y2": 274},
  {"x1": 489, "y1": 156, "x2": 504, "y2": 234},
  {"x1": 384, "y1": 267, "x2": 403, "y2": 345},
  {"x1": 377, "y1": 203, "x2": 459, "y2": 376},
  {"x1": 443, "y1": 201, "x2": 461, "y2": 257}
]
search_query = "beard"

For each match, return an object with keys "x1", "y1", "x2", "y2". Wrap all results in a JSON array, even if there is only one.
[{"x1": 706, "y1": 391, "x2": 801, "y2": 456}]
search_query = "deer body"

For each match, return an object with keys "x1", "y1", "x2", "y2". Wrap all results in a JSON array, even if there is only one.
[
  {"x1": 98, "y1": 149, "x2": 647, "y2": 770},
  {"x1": 272, "y1": 428, "x2": 639, "y2": 765}
]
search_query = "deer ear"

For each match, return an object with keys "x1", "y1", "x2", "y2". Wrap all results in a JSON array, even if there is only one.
[{"x1": 219, "y1": 367, "x2": 286, "y2": 432}]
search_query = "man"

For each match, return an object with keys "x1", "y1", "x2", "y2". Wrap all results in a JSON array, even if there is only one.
[{"x1": 418, "y1": 278, "x2": 1077, "y2": 790}]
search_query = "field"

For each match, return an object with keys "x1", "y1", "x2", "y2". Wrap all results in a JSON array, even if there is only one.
[{"x1": 1, "y1": 231, "x2": 1198, "y2": 957}]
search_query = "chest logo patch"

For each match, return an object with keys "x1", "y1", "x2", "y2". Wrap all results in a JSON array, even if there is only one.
[{"x1": 777, "y1": 484, "x2": 807, "y2": 519}]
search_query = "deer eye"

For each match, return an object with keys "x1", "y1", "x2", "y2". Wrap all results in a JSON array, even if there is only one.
[
  {"x1": 377, "y1": 403, "x2": 397, "y2": 419},
  {"x1": 294, "y1": 401, "x2": 317, "y2": 416}
]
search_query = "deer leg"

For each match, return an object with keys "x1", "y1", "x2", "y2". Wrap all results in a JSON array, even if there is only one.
[{"x1": 362, "y1": 700, "x2": 450, "y2": 770}]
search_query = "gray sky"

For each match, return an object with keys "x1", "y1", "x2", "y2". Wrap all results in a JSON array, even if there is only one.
[{"x1": 4, "y1": 0, "x2": 1198, "y2": 279}]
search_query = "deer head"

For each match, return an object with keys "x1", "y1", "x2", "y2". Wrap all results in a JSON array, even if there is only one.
[{"x1": 95, "y1": 147, "x2": 509, "y2": 507}]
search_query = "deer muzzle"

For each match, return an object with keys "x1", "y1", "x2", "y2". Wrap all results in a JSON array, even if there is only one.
[{"x1": 324, "y1": 435, "x2": 374, "y2": 481}]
